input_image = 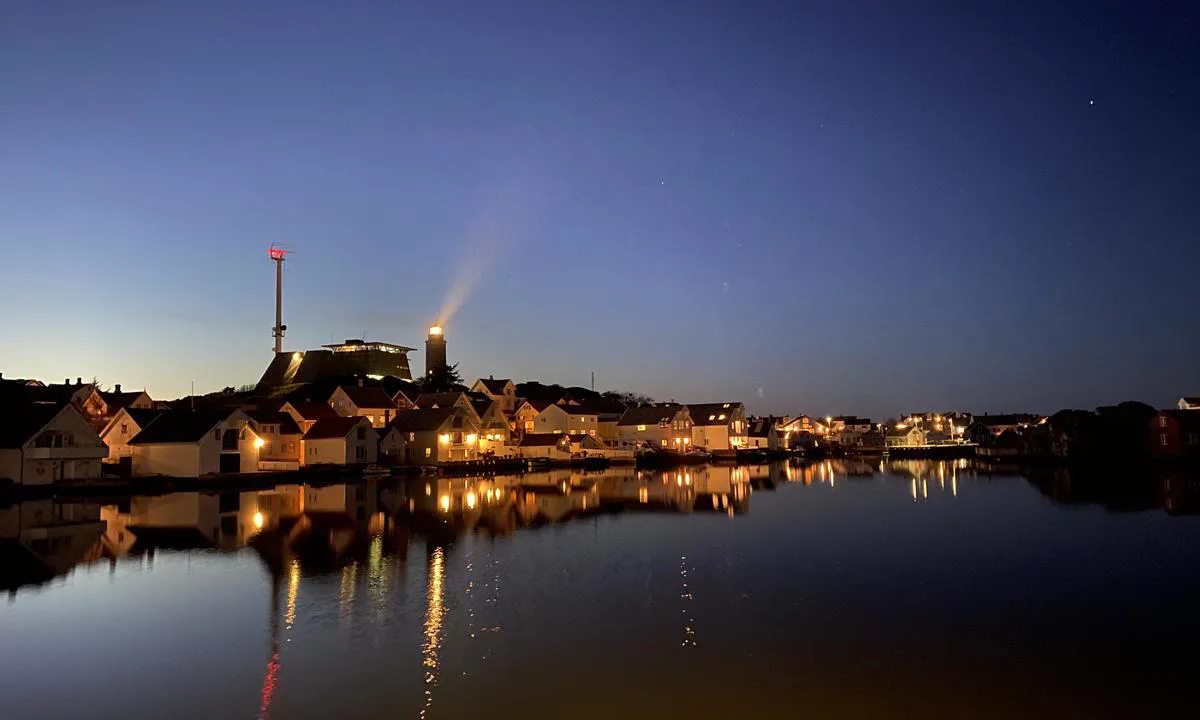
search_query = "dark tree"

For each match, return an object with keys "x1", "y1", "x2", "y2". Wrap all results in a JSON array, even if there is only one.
[{"x1": 420, "y1": 363, "x2": 466, "y2": 393}]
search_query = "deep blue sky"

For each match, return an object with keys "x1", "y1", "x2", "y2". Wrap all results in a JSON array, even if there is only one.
[{"x1": 2, "y1": 1, "x2": 1197, "y2": 417}]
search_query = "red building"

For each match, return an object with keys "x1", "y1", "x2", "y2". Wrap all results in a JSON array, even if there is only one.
[{"x1": 1150, "y1": 410, "x2": 1200, "y2": 457}]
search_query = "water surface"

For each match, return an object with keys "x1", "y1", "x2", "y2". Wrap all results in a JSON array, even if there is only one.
[{"x1": 2, "y1": 460, "x2": 1199, "y2": 719}]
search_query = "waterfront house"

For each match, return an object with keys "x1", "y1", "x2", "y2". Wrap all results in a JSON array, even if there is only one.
[
  {"x1": 328, "y1": 385, "x2": 397, "y2": 427},
  {"x1": 281, "y1": 400, "x2": 341, "y2": 434},
  {"x1": 747, "y1": 417, "x2": 781, "y2": 450},
  {"x1": 390, "y1": 407, "x2": 480, "y2": 465},
  {"x1": 99, "y1": 407, "x2": 166, "y2": 464},
  {"x1": 966, "y1": 414, "x2": 1036, "y2": 444},
  {"x1": 617, "y1": 405, "x2": 693, "y2": 450},
  {"x1": 532, "y1": 403, "x2": 599, "y2": 436},
  {"x1": 0, "y1": 402, "x2": 108, "y2": 486},
  {"x1": 885, "y1": 425, "x2": 927, "y2": 448},
  {"x1": 1151, "y1": 410, "x2": 1200, "y2": 457},
  {"x1": 517, "y1": 433, "x2": 574, "y2": 461},
  {"x1": 245, "y1": 409, "x2": 303, "y2": 468},
  {"x1": 377, "y1": 425, "x2": 406, "y2": 465},
  {"x1": 468, "y1": 393, "x2": 512, "y2": 451},
  {"x1": 471, "y1": 377, "x2": 518, "y2": 416},
  {"x1": 32, "y1": 379, "x2": 107, "y2": 421},
  {"x1": 831, "y1": 416, "x2": 873, "y2": 444},
  {"x1": 301, "y1": 416, "x2": 377, "y2": 466},
  {"x1": 1178, "y1": 397, "x2": 1200, "y2": 411},
  {"x1": 858, "y1": 429, "x2": 886, "y2": 451},
  {"x1": 687, "y1": 403, "x2": 748, "y2": 452},
  {"x1": 128, "y1": 409, "x2": 261, "y2": 478}
]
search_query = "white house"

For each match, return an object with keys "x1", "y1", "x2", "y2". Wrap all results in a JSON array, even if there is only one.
[
  {"x1": 532, "y1": 403, "x2": 599, "y2": 437},
  {"x1": 1178, "y1": 397, "x2": 1200, "y2": 411},
  {"x1": 0, "y1": 403, "x2": 108, "y2": 486},
  {"x1": 327, "y1": 385, "x2": 397, "y2": 428},
  {"x1": 301, "y1": 416, "x2": 378, "y2": 466},
  {"x1": 128, "y1": 409, "x2": 262, "y2": 478},
  {"x1": 391, "y1": 408, "x2": 480, "y2": 465},
  {"x1": 99, "y1": 407, "x2": 166, "y2": 463},
  {"x1": 377, "y1": 425, "x2": 406, "y2": 465},
  {"x1": 517, "y1": 433, "x2": 574, "y2": 461},
  {"x1": 687, "y1": 403, "x2": 748, "y2": 452},
  {"x1": 515, "y1": 399, "x2": 553, "y2": 435},
  {"x1": 617, "y1": 405, "x2": 693, "y2": 450},
  {"x1": 468, "y1": 393, "x2": 512, "y2": 451},
  {"x1": 885, "y1": 425, "x2": 927, "y2": 448},
  {"x1": 471, "y1": 377, "x2": 518, "y2": 416}
]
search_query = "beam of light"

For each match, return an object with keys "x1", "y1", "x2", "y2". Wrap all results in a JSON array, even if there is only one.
[
  {"x1": 420, "y1": 547, "x2": 446, "y2": 720},
  {"x1": 285, "y1": 560, "x2": 300, "y2": 629},
  {"x1": 680, "y1": 555, "x2": 696, "y2": 647},
  {"x1": 435, "y1": 177, "x2": 538, "y2": 327},
  {"x1": 258, "y1": 577, "x2": 283, "y2": 720},
  {"x1": 339, "y1": 562, "x2": 358, "y2": 624}
]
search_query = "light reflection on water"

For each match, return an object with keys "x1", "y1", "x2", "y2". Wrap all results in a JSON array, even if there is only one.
[{"x1": 2, "y1": 460, "x2": 1200, "y2": 719}]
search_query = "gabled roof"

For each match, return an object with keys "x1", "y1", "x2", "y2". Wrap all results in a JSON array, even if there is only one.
[
  {"x1": 618, "y1": 405, "x2": 685, "y2": 427},
  {"x1": 414, "y1": 392, "x2": 469, "y2": 410},
  {"x1": 687, "y1": 403, "x2": 742, "y2": 426},
  {"x1": 475, "y1": 377, "x2": 513, "y2": 395},
  {"x1": 127, "y1": 409, "x2": 233, "y2": 445},
  {"x1": 748, "y1": 418, "x2": 776, "y2": 438},
  {"x1": 99, "y1": 390, "x2": 148, "y2": 411},
  {"x1": 887, "y1": 425, "x2": 922, "y2": 438},
  {"x1": 333, "y1": 385, "x2": 395, "y2": 409},
  {"x1": 302, "y1": 416, "x2": 369, "y2": 441},
  {"x1": 377, "y1": 425, "x2": 402, "y2": 440},
  {"x1": 518, "y1": 433, "x2": 571, "y2": 447},
  {"x1": 517, "y1": 398, "x2": 555, "y2": 413},
  {"x1": 1181, "y1": 397, "x2": 1200, "y2": 405},
  {"x1": 244, "y1": 409, "x2": 301, "y2": 435},
  {"x1": 0, "y1": 402, "x2": 70, "y2": 448},
  {"x1": 389, "y1": 408, "x2": 462, "y2": 433},
  {"x1": 121, "y1": 408, "x2": 167, "y2": 432},
  {"x1": 284, "y1": 400, "x2": 340, "y2": 421}
]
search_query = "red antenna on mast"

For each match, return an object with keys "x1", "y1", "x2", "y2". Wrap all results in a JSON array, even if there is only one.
[{"x1": 269, "y1": 244, "x2": 293, "y2": 353}]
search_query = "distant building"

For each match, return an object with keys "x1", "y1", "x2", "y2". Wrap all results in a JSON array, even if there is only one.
[
  {"x1": 99, "y1": 385, "x2": 155, "y2": 415},
  {"x1": 471, "y1": 377, "x2": 518, "y2": 416},
  {"x1": 517, "y1": 433, "x2": 574, "y2": 461},
  {"x1": 1178, "y1": 397, "x2": 1200, "y2": 411},
  {"x1": 100, "y1": 407, "x2": 166, "y2": 464},
  {"x1": 0, "y1": 402, "x2": 108, "y2": 485},
  {"x1": 128, "y1": 409, "x2": 262, "y2": 478},
  {"x1": 687, "y1": 403, "x2": 748, "y2": 452},
  {"x1": 1151, "y1": 410, "x2": 1200, "y2": 457},
  {"x1": 467, "y1": 393, "x2": 512, "y2": 451},
  {"x1": 618, "y1": 405, "x2": 693, "y2": 450},
  {"x1": 390, "y1": 407, "x2": 479, "y2": 465},
  {"x1": 966, "y1": 414, "x2": 1036, "y2": 444},
  {"x1": 301, "y1": 416, "x2": 377, "y2": 466},
  {"x1": 328, "y1": 385, "x2": 397, "y2": 427},
  {"x1": 256, "y1": 339, "x2": 415, "y2": 391},
  {"x1": 885, "y1": 425, "x2": 926, "y2": 448},
  {"x1": 831, "y1": 416, "x2": 873, "y2": 444}
]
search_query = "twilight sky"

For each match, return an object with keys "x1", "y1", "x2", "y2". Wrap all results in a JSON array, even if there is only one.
[{"x1": 1, "y1": 1, "x2": 1197, "y2": 418}]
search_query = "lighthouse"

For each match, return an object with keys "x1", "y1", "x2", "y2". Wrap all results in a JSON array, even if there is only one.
[{"x1": 426, "y1": 326, "x2": 447, "y2": 378}]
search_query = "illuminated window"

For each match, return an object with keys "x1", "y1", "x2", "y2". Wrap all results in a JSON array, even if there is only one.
[
  {"x1": 425, "y1": 447, "x2": 432, "y2": 458},
  {"x1": 1159, "y1": 417, "x2": 1167, "y2": 427},
  {"x1": 1161, "y1": 434, "x2": 1168, "y2": 446},
  {"x1": 718, "y1": 414, "x2": 726, "y2": 421},
  {"x1": 409, "y1": 432, "x2": 415, "y2": 441},
  {"x1": 637, "y1": 424, "x2": 646, "y2": 431},
  {"x1": 660, "y1": 439, "x2": 667, "y2": 447}
]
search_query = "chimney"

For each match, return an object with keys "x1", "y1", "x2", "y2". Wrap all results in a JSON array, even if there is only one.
[
  {"x1": 65, "y1": 378, "x2": 70, "y2": 385},
  {"x1": 115, "y1": 384, "x2": 122, "y2": 393},
  {"x1": 76, "y1": 377, "x2": 82, "y2": 386}
]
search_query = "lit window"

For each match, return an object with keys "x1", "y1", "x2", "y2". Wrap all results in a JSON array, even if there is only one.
[
  {"x1": 1160, "y1": 434, "x2": 1168, "y2": 446},
  {"x1": 718, "y1": 414, "x2": 726, "y2": 421},
  {"x1": 708, "y1": 415, "x2": 715, "y2": 421},
  {"x1": 425, "y1": 447, "x2": 432, "y2": 457},
  {"x1": 660, "y1": 439, "x2": 667, "y2": 447},
  {"x1": 409, "y1": 432, "x2": 415, "y2": 441},
  {"x1": 1160, "y1": 417, "x2": 1167, "y2": 427},
  {"x1": 637, "y1": 424, "x2": 646, "y2": 431}
]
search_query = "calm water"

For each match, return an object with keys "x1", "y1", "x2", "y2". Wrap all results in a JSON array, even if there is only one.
[{"x1": 3, "y1": 460, "x2": 1200, "y2": 719}]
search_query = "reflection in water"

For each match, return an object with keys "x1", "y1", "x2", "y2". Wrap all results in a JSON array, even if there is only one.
[
  {"x1": 680, "y1": 555, "x2": 696, "y2": 648},
  {"x1": 421, "y1": 546, "x2": 446, "y2": 720}
]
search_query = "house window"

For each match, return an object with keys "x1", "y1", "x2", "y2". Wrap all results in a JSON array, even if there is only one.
[
  {"x1": 1161, "y1": 434, "x2": 1168, "y2": 446},
  {"x1": 357, "y1": 426, "x2": 366, "y2": 440},
  {"x1": 637, "y1": 424, "x2": 646, "y2": 431},
  {"x1": 1190, "y1": 433, "x2": 1198, "y2": 445},
  {"x1": 355, "y1": 446, "x2": 367, "y2": 460},
  {"x1": 1160, "y1": 417, "x2": 1167, "y2": 427},
  {"x1": 214, "y1": 429, "x2": 221, "y2": 441},
  {"x1": 425, "y1": 447, "x2": 432, "y2": 458},
  {"x1": 121, "y1": 423, "x2": 128, "y2": 435},
  {"x1": 660, "y1": 439, "x2": 667, "y2": 447},
  {"x1": 409, "y1": 432, "x2": 415, "y2": 441},
  {"x1": 589, "y1": 429, "x2": 596, "y2": 436}
]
